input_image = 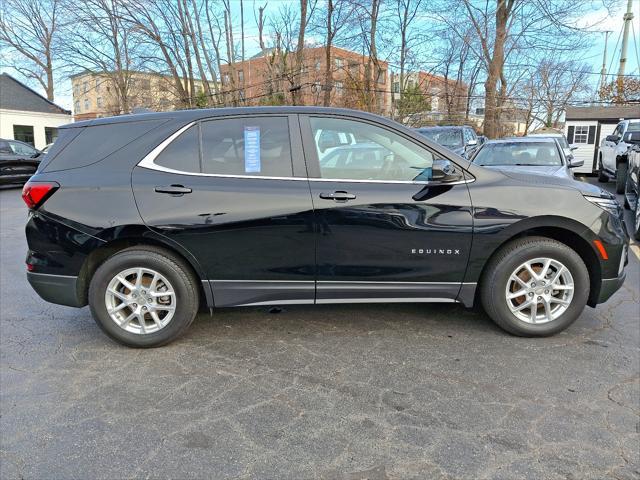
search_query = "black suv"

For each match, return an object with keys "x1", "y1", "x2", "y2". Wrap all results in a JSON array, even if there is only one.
[{"x1": 23, "y1": 107, "x2": 628, "y2": 347}]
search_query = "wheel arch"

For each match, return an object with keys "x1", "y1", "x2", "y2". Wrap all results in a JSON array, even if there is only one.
[
  {"x1": 76, "y1": 233, "x2": 213, "y2": 309},
  {"x1": 473, "y1": 219, "x2": 602, "y2": 308}
]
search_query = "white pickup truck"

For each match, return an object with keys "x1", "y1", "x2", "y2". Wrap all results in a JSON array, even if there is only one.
[{"x1": 598, "y1": 118, "x2": 640, "y2": 193}]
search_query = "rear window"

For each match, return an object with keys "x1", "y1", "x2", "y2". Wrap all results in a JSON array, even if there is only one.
[{"x1": 43, "y1": 119, "x2": 167, "y2": 172}]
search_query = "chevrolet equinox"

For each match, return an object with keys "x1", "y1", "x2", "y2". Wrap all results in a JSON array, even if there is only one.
[{"x1": 23, "y1": 107, "x2": 629, "y2": 347}]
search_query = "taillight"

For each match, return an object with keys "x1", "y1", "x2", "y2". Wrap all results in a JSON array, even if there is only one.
[{"x1": 22, "y1": 181, "x2": 59, "y2": 209}]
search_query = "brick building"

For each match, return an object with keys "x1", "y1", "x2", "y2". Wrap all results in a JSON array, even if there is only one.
[
  {"x1": 219, "y1": 46, "x2": 392, "y2": 114},
  {"x1": 391, "y1": 71, "x2": 468, "y2": 120}
]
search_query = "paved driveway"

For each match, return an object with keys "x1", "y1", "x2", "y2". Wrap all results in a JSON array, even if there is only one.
[{"x1": 1, "y1": 178, "x2": 638, "y2": 479}]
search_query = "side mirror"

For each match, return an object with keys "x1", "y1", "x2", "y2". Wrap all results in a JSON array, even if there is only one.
[
  {"x1": 568, "y1": 156, "x2": 584, "y2": 168},
  {"x1": 569, "y1": 144, "x2": 578, "y2": 151},
  {"x1": 431, "y1": 158, "x2": 462, "y2": 182},
  {"x1": 477, "y1": 136, "x2": 486, "y2": 145},
  {"x1": 605, "y1": 134, "x2": 619, "y2": 143}
]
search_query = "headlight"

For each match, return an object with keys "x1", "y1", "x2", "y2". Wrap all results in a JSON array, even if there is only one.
[{"x1": 584, "y1": 195, "x2": 621, "y2": 216}]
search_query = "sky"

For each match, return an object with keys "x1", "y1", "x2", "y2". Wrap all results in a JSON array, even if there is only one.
[{"x1": 2, "y1": 0, "x2": 638, "y2": 111}]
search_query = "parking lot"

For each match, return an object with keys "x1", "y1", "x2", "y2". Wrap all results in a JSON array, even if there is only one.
[{"x1": 0, "y1": 177, "x2": 638, "y2": 479}]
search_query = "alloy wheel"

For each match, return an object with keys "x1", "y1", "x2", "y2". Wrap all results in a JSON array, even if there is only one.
[
  {"x1": 505, "y1": 257, "x2": 574, "y2": 324},
  {"x1": 104, "y1": 267, "x2": 176, "y2": 334}
]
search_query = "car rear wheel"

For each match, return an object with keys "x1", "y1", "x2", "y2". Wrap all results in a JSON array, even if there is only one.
[
  {"x1": 634, "y1": 200, "x2": 640, "y2": 241},
  {"x1": 480, "y1": 237, "x2": 589, "y2": 336},
  {"x1": 597, "y1": 157, "x2": 608, "y2": 183},
  {"x1": 616, "y1": 162, "x2": 628, "y2": 194},
  {"x1": 88, "y1": 246, "x2": 199, "y2": 347}
]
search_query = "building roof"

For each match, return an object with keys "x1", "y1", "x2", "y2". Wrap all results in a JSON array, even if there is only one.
[
  {"x1": 565, "y1": 104, "x2": 640, "y2": 121},
  {"x1": 0, "y1": 73, "x2": 70, "y2": 115}
]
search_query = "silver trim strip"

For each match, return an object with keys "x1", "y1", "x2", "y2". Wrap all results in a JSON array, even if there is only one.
[
  {"x1": 317, "y1": 298, "x2": 457, "y2": 304},
  {"x1": 27, "y1": 272, "x2": 77, "y2": 279},
  {"x1": 237, "y1": 299, "x2": 315, "y2": 306},
  {"x1": 211, "y1": 280, "x2": 475, "y2": 285},
  {"x1": 137, "y1": 122, "x2": 474, "y2": 186}
]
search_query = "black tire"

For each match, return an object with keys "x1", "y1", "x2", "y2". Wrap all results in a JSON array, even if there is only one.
[
  {"x1": 616, "y1": 162, "x2": 628, "y2": 194},
  {"x1": 480, "y1": 236, "x2": 590, "y2": 337},
  {"x1": 88, "y1": 246, "x2": 199, "y2": 347},
  {"x1": 597, "y1": 157, "x2": 608, "y2": 183},
  {"x1": 634, "y1": 200, "x2": 640, "y2": 241},
  {"x1": 623, "y1": 178, "x2": 631, "y2": 209}
]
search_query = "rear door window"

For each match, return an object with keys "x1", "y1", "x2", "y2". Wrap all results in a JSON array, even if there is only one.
[
  {"x1": 154, "y1": 125, "x2": 200, "y2": 173},
  {"x1": 200, "y1": 117, "x2": 292, "y2": 177}
]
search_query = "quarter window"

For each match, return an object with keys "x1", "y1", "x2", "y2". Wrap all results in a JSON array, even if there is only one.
[
  {"x1": 310, "y1": 117, "x2": 435, "y2": 182},
  {"x1": 574, "y1": 126, "x2": 589, "y2": 144},
  {"x1": 154, "y1": 125, "x2": 201, "y2": 173},
  {"x1": 200, "y1": 117, "x2": 292, "y2": 177}
]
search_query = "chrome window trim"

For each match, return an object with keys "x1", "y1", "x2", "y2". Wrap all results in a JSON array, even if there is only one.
[{"x1": 137, "y1": 121, "x2": 475, "y2": 186}]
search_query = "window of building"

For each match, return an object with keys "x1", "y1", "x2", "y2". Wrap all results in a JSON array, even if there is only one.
[
  {"x1": 83, "y1": 81, "x2": 88, "y2": 93},
  {"x1": 95, "y1": 78, "x2": 100, "y2": 92},
  {"x1": 238, "y1": 70, "x2": 244, "y2": 82},
  {"x1": 393, "y1": 82, "x2": 400, "y2": 93},
  {"x1": 334, "y1": 57, "x2": 343, "y2": 69},
  {"x1": 97, "y1": 97, "x2": 103, "y2": 108},
  {"x1": 200, "y1": 117, "x2": 292, "y2": 177},
  {"x1": 335, "y1": 81, "x2": 343, "y2": 95},
  {"x1": 159, "y1": 81, "x2": 169, "y2": 92},
  {"x1": 574, "y1": 125, "x2": 589, "y2": 144},
  {"x1": 140, "y1": 79, "x2": 151, "y2": 90},
  {"x1": 45, "y1": 127, "x2": 59, "y2": 145},
  {"x1": 73, "y1": 84, "x2": 79, "y2": 97},
  {"x1": 75, "y1": 101, "x2": 80, "y2": 113},
  {"x1": 377, "y1": 69, "x2": 386, "y2": 85},
  {"x1": 12, "y1": 125, "x2": 35, "y2": 146},
  {"x1": 155, "y1": 125, "x2": 201, "y2": 172},
  {"x1": 315, "y1": 60, "x2": 321, "y2": 71},
  {"x1": 310, "y1": 117, "x2": 435, "y2": 182},
  {"x1": 223, "y1": 73, "x2": 230, "y2": 85},
  {"x1": 84, "y1": 99, "x2": 90, "y2": 111}
]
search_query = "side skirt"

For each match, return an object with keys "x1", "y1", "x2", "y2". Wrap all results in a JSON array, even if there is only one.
[{"x1": 204, "y1": 280, "x2": 477, "y2": 308}]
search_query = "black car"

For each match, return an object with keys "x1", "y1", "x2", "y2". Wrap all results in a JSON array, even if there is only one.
[
  {"x1": 471, "y1": 137, "x2": 583, "y2": 179},
  {"x1": 622, "y1": 131, "x2": 640, "y2": 239},
  {"x1": 0, "y1": 138, "x2": 42, "y2": 185},
  {"x1": 23, "y1": 107, "x2": 628, "y2": 347},
  {"x1": 414, "y1": 125, "x2": 482, "y2": 158}
]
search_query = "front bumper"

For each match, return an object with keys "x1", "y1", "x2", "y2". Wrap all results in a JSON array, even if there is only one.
[
  {"x1": 27, "y1": 272, "x2": 85, "y2": 307},
  {"x1": 597, "y1": 273, "x2": 626, "y2": 304}
]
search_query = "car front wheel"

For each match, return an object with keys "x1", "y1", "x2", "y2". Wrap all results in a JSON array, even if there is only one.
[
  {"x1": 616, "y1": 162, "x2": 628, "y2": 194},
  {"x1": 480, "y1": 237, "x2": 589, "y2": 336},
  {"x1": 634, "y1": 199, "x2": 640, "y2": 241},
  {"x1": 88, "y1": 246, "x2": 199, "y2": 347},
  {"x1": 597, "y1": 156, "x2": 608, "y2": 183}
]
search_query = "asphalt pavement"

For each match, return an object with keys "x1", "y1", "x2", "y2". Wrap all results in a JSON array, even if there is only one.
[{"x1": 0, "y1": 177, "x2": 638, "y2": 480}]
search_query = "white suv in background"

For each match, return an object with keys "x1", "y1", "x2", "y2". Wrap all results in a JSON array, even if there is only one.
[{"x1": 598, "y1": 119, "x2": 640, "y2": 193}]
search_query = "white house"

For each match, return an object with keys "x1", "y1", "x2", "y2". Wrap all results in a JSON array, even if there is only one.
[
  {"x1": 0, "y1": 73, "x2": 71, "y2": 149},
  {"x1": 565, "y1": 105, "x2": 640, "y2": 174}
]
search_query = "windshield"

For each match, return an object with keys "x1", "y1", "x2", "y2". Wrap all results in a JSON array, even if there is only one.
[
  {"x1": 417, "y1": 129, "x2": 463, "y2": 148},
  {"x1": 473, "y1": 142, "x2": 562, "y2": 167}
]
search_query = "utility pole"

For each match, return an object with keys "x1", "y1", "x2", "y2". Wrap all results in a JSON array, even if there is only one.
[
  {"x1": 617, "y1": 0, "x2": 634, "y2": 98},
  {"x1": 599, "y1": 30, "x2": 611, "y2": 94}
]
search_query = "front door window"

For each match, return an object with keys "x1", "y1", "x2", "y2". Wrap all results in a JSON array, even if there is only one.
[{"x1": 310, "y1": 117, "x2": 435, "y2": 182}]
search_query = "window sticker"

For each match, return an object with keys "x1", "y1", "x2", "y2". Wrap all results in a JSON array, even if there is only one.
[{"x1": 244, "y1": 126, "x2": 261, "y2": 173}]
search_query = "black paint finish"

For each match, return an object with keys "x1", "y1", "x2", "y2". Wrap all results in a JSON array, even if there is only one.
[{"x1": 22, "y1": 106, "x2": 629, "y2": 311}]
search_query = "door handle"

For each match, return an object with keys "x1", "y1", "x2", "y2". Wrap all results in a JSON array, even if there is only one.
[
  {"x1": 154, "y1": 185, "x2": 192, "y2": 195},
  {"x1": 319, "y1": 191, "x2": 356, "y2": 202}
]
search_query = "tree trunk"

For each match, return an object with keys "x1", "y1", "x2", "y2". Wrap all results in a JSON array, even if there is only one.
[{"x1": 323, "y1": 0, "x2": 334, "y2": 107}]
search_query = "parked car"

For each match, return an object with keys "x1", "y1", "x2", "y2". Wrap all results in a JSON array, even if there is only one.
[
  {"x1": 622, "y1": 131, "x2": 640, "y2": 240},
  {"x1": 470, "y1": 137, "x2": 583, "y2": 180},
  {"x1": 414, "y1": 125, "x2": 483, "y2": 158},
  {"x1": 23, "y1": 107, "x2": 628, "y2": 347},
  {"x1": 598, "y1": 119, "x2": 640, "y2": 193},
  {"x1": 0, "y1": 138, "x2": 42, "y2": 186},
  {"x1": 528, "y1": 132, "x2": 578, "y2": 157}
]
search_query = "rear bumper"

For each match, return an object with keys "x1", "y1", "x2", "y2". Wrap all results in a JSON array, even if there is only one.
[{"x1": 27, "y1": 272, "x2": 86, "y2": 307}]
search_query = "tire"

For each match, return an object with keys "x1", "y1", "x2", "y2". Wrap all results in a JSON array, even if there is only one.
[
  {"x1": 88, "y1": 246, "x2": 199, "y2": 347},
  {"x1": 597, "y1": 156, "x2": 608, "y2": 183},
  {"x1": 480, "y1": 236, "x2": 590, "y2": 337},
  {"x1": 616, "y1": 162, "x2": 628, "y2": 194},
  {"x1": 623, "y1": 178, "x2": 631, "y2": 209},
  {"x1": 634, "y1": 200, "x2": 640, "y2": 241}
]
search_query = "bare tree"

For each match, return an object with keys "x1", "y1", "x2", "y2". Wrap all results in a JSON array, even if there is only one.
[
  {"x1": 393, "y1": 0, "x2": 424, "y2": 108},
  {"x1": 0, "y1": 0, "x2": 61, "y2": 100}
]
